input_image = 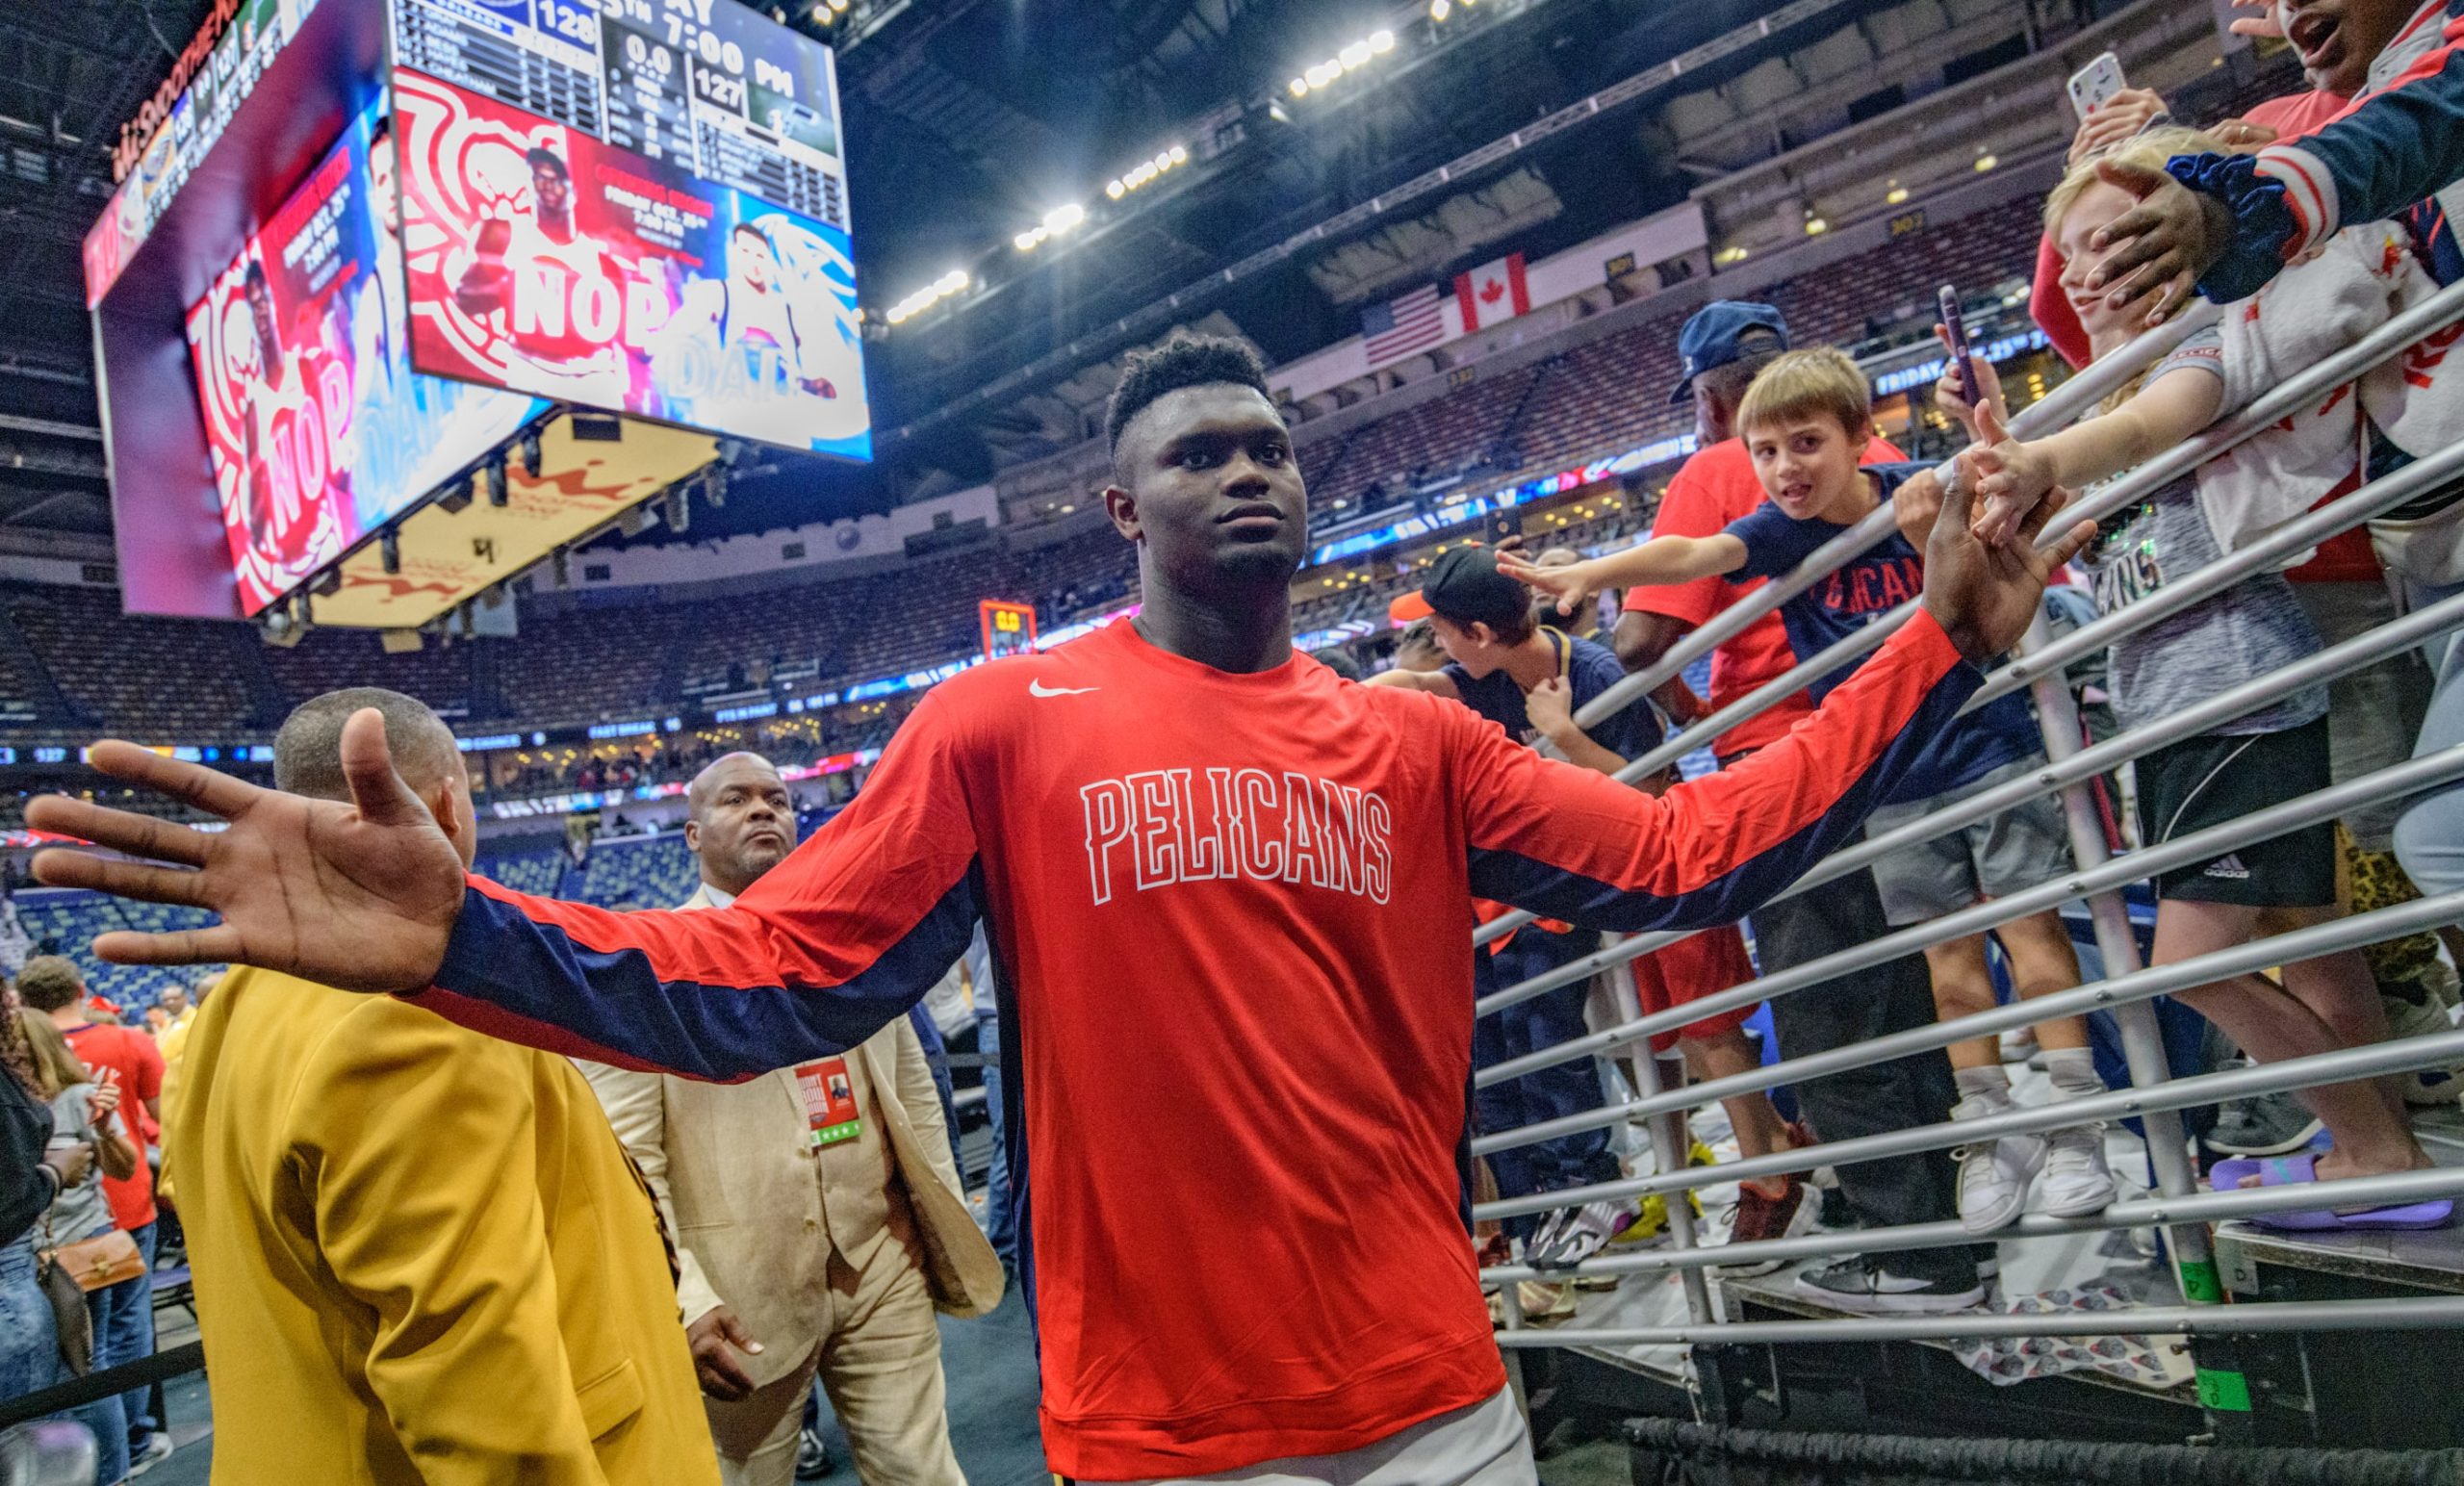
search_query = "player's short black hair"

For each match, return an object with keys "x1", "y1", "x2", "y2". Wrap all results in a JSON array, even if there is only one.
[
  {"x1": 525, "y1": 146, "x2": 569, "y2": 178},
  {"x1": 1104, "y1": 332, "x2": 1273, "y2": 456},
  {"x1": 244, "y1": 260, "x2": 270, "y2": 292}
]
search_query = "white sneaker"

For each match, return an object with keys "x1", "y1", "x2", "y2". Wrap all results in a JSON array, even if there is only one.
[
  {"x1": 1951, "y1": 1095, "x2": 2040, "y2": 1235},
  {"x1": 2381, "y1": 990, "x2": 2464, "y2": 1106},
  {"x1": 2038, "y1": 1121, "x2": 2117, "y2": 1217}
]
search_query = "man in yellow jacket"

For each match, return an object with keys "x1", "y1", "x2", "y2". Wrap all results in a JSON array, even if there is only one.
[{"x1": 166, "y1": 687, "x2": 719, "y2": 1485}]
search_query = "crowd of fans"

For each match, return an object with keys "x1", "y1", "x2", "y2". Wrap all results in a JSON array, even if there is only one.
[{"x1": 13, "y1": 5, "x2": 2464, "y2": 1477}]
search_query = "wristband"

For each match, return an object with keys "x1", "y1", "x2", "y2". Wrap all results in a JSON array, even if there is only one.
[{"x1": 2165, "y1": 152, "x2": 2297, "y2": 303}]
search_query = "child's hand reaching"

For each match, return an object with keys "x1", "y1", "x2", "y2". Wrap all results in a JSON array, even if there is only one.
[
  {"x1": 1933, "y1": 326, "x2": 2009, "y2": 443},
  {"x1": 1961, "y1": 403, "x2": 2062, "y2": 548},
  {"x1": 1498, "y1": 550, "x2": 1601, "y2": 617}
]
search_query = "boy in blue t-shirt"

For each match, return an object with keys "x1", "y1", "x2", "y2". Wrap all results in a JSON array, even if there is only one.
[{"x1": 1508, "y1": 348, "x2": 2115, "y2": 1250}]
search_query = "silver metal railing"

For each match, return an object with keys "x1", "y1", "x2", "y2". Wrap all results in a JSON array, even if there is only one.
[{"x1": 1464, "y1": 268, "x2": 2464, "y2": 1365}]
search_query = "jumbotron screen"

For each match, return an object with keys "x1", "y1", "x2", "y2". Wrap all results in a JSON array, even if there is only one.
[
  {"x1": 181, "y1": 100, "x2": 543, "y2": 615},
  {"x1": 387, "y1": 0, "x2": 868, "y2": 460}
]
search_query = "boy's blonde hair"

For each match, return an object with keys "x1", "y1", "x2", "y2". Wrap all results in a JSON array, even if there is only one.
[
  {"x1": 2043, "y1": 125, "x2": 2225, "y2": 240},
  {"x1": 1736, "y1": 346, "x2": 1872, "y2": 443}
]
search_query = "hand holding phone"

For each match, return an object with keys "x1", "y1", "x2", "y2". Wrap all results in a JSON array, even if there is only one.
[
  {"x1": 1937, "y1": 284, "x2": 1978, "y2": 408},
  {"x1": 2067, "y1": 52, "x2": 2127, "y2": 121},
  {"x1": 1488, "y1": 506, "x2": 1524, "y2": 545}
]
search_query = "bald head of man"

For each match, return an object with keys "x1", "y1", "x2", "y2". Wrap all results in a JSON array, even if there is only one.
[
  {"x1": 274, "y1": 687, "x2": 478, "y2": 869},
  {"x1": 684, "y1": 752, "x2": 795, "y2": 899}
]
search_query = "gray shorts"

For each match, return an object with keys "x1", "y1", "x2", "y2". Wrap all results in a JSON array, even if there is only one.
[
  {"x1": 1863, "y1": 755, "x2": 2074, "y2": 928},
  {"x1": 2293, "y1": 582, "x2": 2432, "y2": 852}
]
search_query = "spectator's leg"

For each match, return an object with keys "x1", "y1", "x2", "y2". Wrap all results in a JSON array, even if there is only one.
[
  {"x1": 1488, "y1": 931, "x2": 1619, "y2": 1194},
  {"x1": 976, "y1": 1012, "x2": 1016, "y2": 1271},
  {"x1": 1756, "y1": 871, "x2": 1979, "y2": 1283},
  {"x1": 112, "y1": 1220, "x2": 159, "y2": 1448},
  {"x1": 2159, "y1": 899, "x2": 2426, "y2": 1181},
  {"x1": 1471, "y1": 991, "x2": 1540, "y2": 1242},
  {"x1": 1678, "y1": 1026, "x2": 1791, "y2": 1165}
]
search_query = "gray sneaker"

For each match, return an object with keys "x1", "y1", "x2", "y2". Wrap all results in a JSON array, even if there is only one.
[{"x1": 2203, "y1": 1089, "x2": 2323, "y2": 1157}]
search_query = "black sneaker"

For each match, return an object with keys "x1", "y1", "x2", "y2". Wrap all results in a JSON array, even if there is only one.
[
  {"x1": 2203, "y1": 1090, "x2": 2323, "y2": 1157},
  {"x1": 796, "y1": 1426, "x2": 833, "y2": 1480},
  {"x1": 1793, "y1": 1256, "x2": 1985, "y2": 1314}
]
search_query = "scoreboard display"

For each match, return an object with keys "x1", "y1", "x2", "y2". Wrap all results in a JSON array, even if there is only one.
[
  {"x1": 391, "y1": 0, "x2": 847, "y2": 231},
  {"x1": 981, "y1": 600, "x2": 1040, "y2": 662}
]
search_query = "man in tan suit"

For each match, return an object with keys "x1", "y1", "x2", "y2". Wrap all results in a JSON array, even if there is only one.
[{"x1": 582, "y1": 753, "x2": 1003, "y2": 1486}]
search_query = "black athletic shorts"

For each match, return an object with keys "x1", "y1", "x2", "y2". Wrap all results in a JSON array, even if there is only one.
[{"x1": 2135, "y1": 716, "x2": 2335, "y2": 907}]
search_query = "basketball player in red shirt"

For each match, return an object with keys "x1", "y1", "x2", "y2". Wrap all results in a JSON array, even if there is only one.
[{"x1": 32, "y1": 335, "x2": 2086, "y2": 1485}]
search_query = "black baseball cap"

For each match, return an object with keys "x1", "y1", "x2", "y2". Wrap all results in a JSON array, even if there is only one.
[
  {"x1": 1389, "y1": 544, "x2": 1527, "y2": 632},
  {"x1": 1668, "y1": 300, "x2": 1791, "y2": 405}
]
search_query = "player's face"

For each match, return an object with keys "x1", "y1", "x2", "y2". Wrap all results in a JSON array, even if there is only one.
[
  {"x1": 245, "y1": 279, "x2": 279, "y2": 365},
  {"x1": 737, "y1": 234, "x2": 778, "y2": 291},
  {"x1": 531, "y1": 160, "x2": 572, "y2": 218},
  {"x1": 371, "y1": 137, "x2": 400, "y2": 237},
  {"x1": 1106, "y1": 384, "x2": 1306, "y2": 590}
]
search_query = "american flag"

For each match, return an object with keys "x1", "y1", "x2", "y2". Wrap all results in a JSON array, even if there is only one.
[{"x1": 1361, "y1": 284, "x2": 1445, "y2": 367}]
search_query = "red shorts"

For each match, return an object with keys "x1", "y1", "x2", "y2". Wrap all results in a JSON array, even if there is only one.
[{"x1": 1627, "y1": 925, "x2": 1758, "y2": 1054}]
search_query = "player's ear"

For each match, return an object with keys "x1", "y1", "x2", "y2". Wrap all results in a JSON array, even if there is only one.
[{"x1": 1103, "y1": 483, "x2": 1142, "y2": 543}]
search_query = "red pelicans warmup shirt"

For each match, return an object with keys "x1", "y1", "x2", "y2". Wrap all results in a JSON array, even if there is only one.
[{"x1": 420, "y1": 609, "x2": 1982, "y2": 1478}]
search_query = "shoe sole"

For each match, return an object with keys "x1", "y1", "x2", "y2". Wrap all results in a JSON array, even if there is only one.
[
  {"x1": 2039, "y1": 1184, "x2": 2119, "y2": 1219},
  {"x1": 2204, "y1": 1118, "x2": 2325, "y2": 1157}
]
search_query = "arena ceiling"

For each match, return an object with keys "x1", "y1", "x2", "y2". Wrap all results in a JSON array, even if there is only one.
[{"x1": 0, "y1": 0, "x2": 1832, "y2": 556}]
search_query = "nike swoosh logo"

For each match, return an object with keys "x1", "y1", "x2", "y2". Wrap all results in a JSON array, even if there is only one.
[{"x1": 1029, "y1": 680, "x2": 1099, "y2": 698}]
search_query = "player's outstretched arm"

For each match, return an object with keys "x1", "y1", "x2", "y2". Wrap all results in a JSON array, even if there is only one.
[
  {"x1": 1456, "y1": 475, "x2": 2092, "y2": 931},
  {"x1": 30, "y1": 700, "x2": 986, "y2": 1082},
  {"x1": 27, "y1": 710, "x2": 465, "y2": 993}
]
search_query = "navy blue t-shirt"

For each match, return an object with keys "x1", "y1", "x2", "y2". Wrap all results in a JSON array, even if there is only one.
[
  {"x1": 1722, "y1": 461, "x2": 2037, "y2": 799},
  {"x1": 1442, "y1": 628, "x2": 1662, "y2": 764}
]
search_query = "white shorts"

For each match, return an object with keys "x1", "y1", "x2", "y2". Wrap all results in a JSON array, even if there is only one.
[{"x1": 1087, "y1": 1387, "x2": 1536, "y2": 1486}]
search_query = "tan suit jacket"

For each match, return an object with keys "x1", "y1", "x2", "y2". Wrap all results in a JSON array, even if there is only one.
[
  {"x1": 579, "y1": 883, "x2": 1003, "y2": 1430},
  {"x1": 167, "y1": 966, "x2": 719, "y2": 1486}
]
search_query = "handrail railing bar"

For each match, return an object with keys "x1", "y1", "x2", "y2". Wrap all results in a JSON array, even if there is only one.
[
  {"x1": 1964, "y1": 434, "x2": 2464, "y2": 712},
  {"x1": 1555, "y1": 305, "x2": 2226, "y2": 744},
  {"x1": 1476, "y1": 886, "x2": 2464, "y2": 1149},
  {"x1": 1494, "y1": 1294, "x2": 2464, "y2": 1349},
  {"x1": 1478, "y1": 1164, "x2": 2464, "y2": 1285},
  {"x1": 1476, "y1": 582, "x2": 2464, "y2": 969},
  {"x1": 1480, "y1": 294, "x2": 2464, "y2": 949},
  {"x1": 1477, "y1": 1024, "x2": 2464, "y2": 1221},
  {"x1": 1476, "y1": 742, "x2": 2464, "y2": 1048}
]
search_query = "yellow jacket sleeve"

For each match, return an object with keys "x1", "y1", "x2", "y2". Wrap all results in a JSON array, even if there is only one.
[{"x1": 297, "y1": 1003, "x2": 612, "y2": 1486}]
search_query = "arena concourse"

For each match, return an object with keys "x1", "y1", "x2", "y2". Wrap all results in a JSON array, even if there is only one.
[{"x1": 8, "y1": 0, "x2": 2464, "y2": 1479}]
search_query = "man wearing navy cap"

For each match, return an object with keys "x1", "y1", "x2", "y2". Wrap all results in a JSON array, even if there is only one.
[{"x1": 1610, "y1": 301, "x2": 1983, "y2": 1308}]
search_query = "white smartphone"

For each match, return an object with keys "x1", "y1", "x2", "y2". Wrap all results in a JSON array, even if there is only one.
[{"x1": 2067, "y1": 52, "x2": 2127, "y2": 121}]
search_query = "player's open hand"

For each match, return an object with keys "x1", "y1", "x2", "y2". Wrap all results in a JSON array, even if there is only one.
[
  {"x1": 1498, "y1": 550, "x2": 1601, "y2": 618},
  {"x1": 25, "y1": 709, "x2": 466, "y2": 995},
  {"x1": 2084, "y1": 158, "x2": 2234, "y2": 327},
  {"x1": 1919, "y1": 435, "x2": 2094, "y2": 665}
]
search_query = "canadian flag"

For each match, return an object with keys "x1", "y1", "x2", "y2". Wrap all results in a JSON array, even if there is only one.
[{"x1": 1453, "y1": 252, "x2": 1529, "y2": 332}]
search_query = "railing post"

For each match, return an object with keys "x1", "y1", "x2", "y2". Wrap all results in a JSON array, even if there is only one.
[
  {"x1": 1609, "y1": 950, "x2": 1718, "y2": 1326},
  {"x1": 2019, "y1": 613, "x2": 2249, "y2": 1434}
]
